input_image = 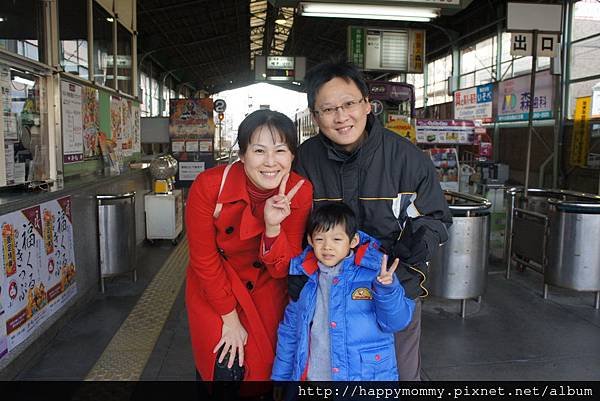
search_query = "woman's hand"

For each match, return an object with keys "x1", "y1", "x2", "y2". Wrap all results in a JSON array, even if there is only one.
[
  {"x1": 376, "y1": 254, "x2": 398, "y2": 285},
  {"x1": 213, "y1": 309, "x2": 248, "y2": 368},
  {"x1": 263, "y1": 174, "x2": 305, "y2": 236}
]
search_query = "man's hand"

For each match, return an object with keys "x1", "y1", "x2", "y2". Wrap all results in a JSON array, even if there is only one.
[
  {"x1": 288, "y1": 274, "x2": 308, "y2": 301},
  {"x1": 394, "y1": 220, "x2": 429, "y2": 266}
]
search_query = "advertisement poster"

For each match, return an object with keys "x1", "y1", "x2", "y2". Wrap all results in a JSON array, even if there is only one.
[
  {"x1": 60, "y1": 81, "x2": 84, "y2": 163},
  {"x1": 416, "y1": 119, "x2": 474, "y2": 144},
  {"x1": 118, "y1": 99, "x2": 134, "y2": 157},
  {"x1": 0, "y1": 198, "x2": 76, "y2": 356},
  {"x1": 570, "y1": 97, "x2": 591, "y2": 167},
  {"x1": 454, "y1": 83, "x2": 493, "y2": 122},
  {"x1": 82, "y1": 86, "x2": 100, "y2": 158},
  {"x1": 0, "y1": 205, "x2": 47, "y2": 350},
  {"x1": 497, "y1": 70, "x2": 554, "y2": 122},
  {"x1": 40, "y1": 197, "x2": 77, "y2": 313},
  {"x1": 169, "y1": 99, "x2": 214, "y2": 139},
  {"x1": 132, "y1": 102, "x2": 141, "y2": 154},
  {"x1": 110, "y1": 96, "x2": 122, "y2": 144}
]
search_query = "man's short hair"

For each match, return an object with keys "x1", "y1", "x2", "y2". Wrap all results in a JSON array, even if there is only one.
[
  {"x1": 304, "y1": 60, "x2": 369, "y2": 112},
  {"x1": 307, "y1": 202, "x2": 358, "y2": 240}
]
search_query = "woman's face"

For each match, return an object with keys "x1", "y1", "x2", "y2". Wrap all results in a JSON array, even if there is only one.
[{"x1": 240, "y1": 125, "x2": 294, "y2": 191}]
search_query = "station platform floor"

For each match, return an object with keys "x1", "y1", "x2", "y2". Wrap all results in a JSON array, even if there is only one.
[{"x1": 11, "y1": 236, "x2": 600, "y2": 382}]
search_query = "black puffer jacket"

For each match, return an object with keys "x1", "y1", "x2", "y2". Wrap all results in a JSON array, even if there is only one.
[{"x1": 294, "y1": 114, "x2": 452, "y2": 299}]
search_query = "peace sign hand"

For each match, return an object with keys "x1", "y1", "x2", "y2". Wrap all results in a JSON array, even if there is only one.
[
  {"x1": 376, "y1": 254, "x2": 398, "y2": 286},
  {"x1": 263, "y1": 174, "x2": 305, "y2": 230}
]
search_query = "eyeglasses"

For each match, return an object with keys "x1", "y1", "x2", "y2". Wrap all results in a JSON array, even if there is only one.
[{"x1": 314, "y1": 98, "x2": 366, "y2": 118}]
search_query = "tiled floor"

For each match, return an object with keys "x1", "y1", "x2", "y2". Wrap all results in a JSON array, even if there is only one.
[{"x1": 13, "y1": 240, "x2": 600, "y2": 382}]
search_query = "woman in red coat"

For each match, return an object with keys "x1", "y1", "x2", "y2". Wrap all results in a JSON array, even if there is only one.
[{"x1": 185, "y1": 109, "x2": 312, "y2": 383}]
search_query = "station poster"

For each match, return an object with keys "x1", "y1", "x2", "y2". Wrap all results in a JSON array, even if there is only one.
[
  {"x1": 60, "y1": 81, "x2": 84, "y2": 163},
  {"x1": 169, "y1": 98, "x2": 215, "y2": 139},
  {"x1": 454, "y1": 83, "x2": 493, "y2": 123},
  {"x1": 0, "y1": 197, "x2": 76, "y2": 354},
  {"x1": 497, "y1": 70, "x2": 554, "y2": 122}
]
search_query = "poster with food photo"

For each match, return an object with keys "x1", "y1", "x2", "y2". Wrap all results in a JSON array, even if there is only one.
[
  {"x1": 40, "y1": 197, "x2": 77, "y2": 313},
  {"x1": 0, "y1": 205, "x2": 47, "y2": 351},
  {"x1": 82, "y1": 86, "x2": 100, "y2": 158}
]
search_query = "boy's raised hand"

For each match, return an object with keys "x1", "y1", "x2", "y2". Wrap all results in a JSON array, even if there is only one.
[{"x1": 377, "y1": 254, "x2": 398, "y2": 285}]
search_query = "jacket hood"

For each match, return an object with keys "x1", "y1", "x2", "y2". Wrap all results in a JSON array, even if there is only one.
[{"x1": 289, "y1": 230, "x2": 383, "y2": 277}]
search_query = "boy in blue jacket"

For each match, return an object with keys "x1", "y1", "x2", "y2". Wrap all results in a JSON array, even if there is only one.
[{"x1": 272, "y1": 202, "x2": 415, "y2": 381}]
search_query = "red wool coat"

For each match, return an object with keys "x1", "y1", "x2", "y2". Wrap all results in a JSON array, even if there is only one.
[{"x1": 185, "y1": 161, "x2": 312, "y2": 380}]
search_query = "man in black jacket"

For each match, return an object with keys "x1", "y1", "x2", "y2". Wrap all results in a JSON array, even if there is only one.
[{"x1": 292, "y1": 60, "x2": 452, "y2": 381}]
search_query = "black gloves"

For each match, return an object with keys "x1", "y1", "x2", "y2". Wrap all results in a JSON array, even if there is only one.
[
  {"x1": 393, "y1": 220, "x2": 429, "y2": 266},
  {"x1": 213, "y1": 345, "x2": 245, "y2": 381},
  {"x1": 287, "y1": 274, "x2": 308, "y2": 302}
]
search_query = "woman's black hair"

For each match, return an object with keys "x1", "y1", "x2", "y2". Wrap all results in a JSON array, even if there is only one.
[
  {"x1": 304, "y1": 59, "x2": 369, "y2": 112},
  {"x1": 237, "y1": 109, "x2": 298, "y2": 156},
  {"x1": 307, "y1": 202, "x2": 358, "y2": 240}
]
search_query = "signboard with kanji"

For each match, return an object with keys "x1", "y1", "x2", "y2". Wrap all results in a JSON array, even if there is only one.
[
  {"x1": 497, "y1": 70, "x2": 554, "y2": 122},
  {"x1": 454, "y1": 83, "x2": 493, "y2": 122}
]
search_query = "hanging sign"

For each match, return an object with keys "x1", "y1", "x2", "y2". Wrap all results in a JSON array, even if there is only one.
[{"x1": 570, "y1": 96, "x2": 591, "y2": 167}]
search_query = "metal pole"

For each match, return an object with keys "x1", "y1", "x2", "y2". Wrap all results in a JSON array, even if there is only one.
[{"x1": 524, "y1": 31, "x2": 538, "y2": 197}]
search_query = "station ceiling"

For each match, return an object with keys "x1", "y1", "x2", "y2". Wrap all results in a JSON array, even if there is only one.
[{"x1": 136, "y1": 0, "x2": 564, "y2": 94}]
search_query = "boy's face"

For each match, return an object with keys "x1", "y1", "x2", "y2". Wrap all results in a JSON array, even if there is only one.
[
  {"x1": 312, "y1": 77, "x2": 371, "y2": 152},
  {"x1": 308, "y1": 225, "x2": 360, "y2": 267}
]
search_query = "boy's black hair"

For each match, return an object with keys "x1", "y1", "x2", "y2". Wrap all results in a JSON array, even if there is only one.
[
  {"x1": 237, "y1": 109, "x2": 298, "y2": 156},
  {"x1": 304, "y1": 59, "x2": 369, "y2": 112},
  {"x1": 307, "y1": 202, "x2": 358, "y2": 240}
]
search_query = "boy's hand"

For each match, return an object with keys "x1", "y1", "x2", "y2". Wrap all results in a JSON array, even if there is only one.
[{"x1": 377, "y1": 254, "x2": 398, "y2": 285}]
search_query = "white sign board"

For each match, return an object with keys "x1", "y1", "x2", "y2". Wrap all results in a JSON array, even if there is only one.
[
  {"x1": 60, "y1": 82, "x2": 84, "y2": 163},
  {"x1": 454, "y1": 84, "x2": 493, "y2": 122},
  {"x1": 510, "y1": 33, "x2": 558, "y2": 57},
  {"x1": 507, "y1": 3, "x2": 562, "y2": 32},
  {"x1": 179, "y1": 162, "x2": 205, "y2": 181},
  {"x1": 497, "y1": 70, "x2": 554, "y2": 121}
]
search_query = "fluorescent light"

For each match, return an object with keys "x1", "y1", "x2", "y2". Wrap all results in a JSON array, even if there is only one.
[
  {"x1": 106, "y1": 17, "x2": 114, "y2": 22},
  {"x1": 0, "y1": 17, "x2": 6, "y2": 22},
  {"x1": 301, "y1": 12, "x2": 431, "y2": 22},
  {"x1": 13, "y1": 76, "x2": 36, "y2": 87},
  {"x1": 299, "y1": 2, "x2": 439, "y2": 20}
]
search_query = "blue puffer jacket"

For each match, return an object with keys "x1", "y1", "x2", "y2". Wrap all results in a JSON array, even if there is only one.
[{"x1": 271, "y1": 231, "x2": 415, "y2": 381}]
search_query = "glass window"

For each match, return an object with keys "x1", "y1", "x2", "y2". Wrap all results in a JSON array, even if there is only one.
[
  {"x1": 572, "y1": 1, "x2": 600, "y2": 42},
  {"x1": 460, "y1": 36, "x2": 497, "y2": 88},
  {"x1": 568, "y1": 78, "x2": 600, "y2": 119},
  {"x1": 0, "y1": 0, "x2": 45, "y2": 62},
  {"x1": 570, "y1": 35, "x2": 600, "y2": 81},
  {"x1": 426, "y1": 54, "x2": 452, "y2": 106},
  {"x1": 406, "y1": 73, "x2": 424, "y2": 108},
  {"x1": 59, "y1": 0, "x2": 88, "y2": 79},
  {"x1": 151, "y1": 77, "x2": 159, "y2": 116},
  {"x1": 0, "y1": 63, "x2": 49, "y2": 183},
  {"x1": 116, "y1": 23, "x2": 132, "y2": 94},
  {"x1": 93, "y1": 3, "x2": 114, "y2": 88},
  {"x1": 140, "y1": 71, "x2": 149, "y2": 116}
]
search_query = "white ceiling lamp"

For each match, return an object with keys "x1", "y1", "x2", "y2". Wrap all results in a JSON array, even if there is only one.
[{"x1": 298, "y1": 2, "x2": 440, "y2": 22}]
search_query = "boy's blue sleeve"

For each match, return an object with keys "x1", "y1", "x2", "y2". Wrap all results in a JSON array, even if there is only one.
[
  {"x1": 371, "y1": 277, "x2": 415, "y2": 333},
  {"x1": 271, "y1": 298, "x2": 300, "y2": 381}
]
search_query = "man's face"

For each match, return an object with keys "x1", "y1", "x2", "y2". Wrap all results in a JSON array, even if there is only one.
[{"x1": 312, "y1": 77, "x2": 371, "y2": 152}]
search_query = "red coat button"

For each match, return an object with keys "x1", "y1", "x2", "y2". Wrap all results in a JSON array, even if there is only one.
[
  {"x1": 332, "y1": 367, "x2": 339, "y2": 373},
  {"x1": 332, "y1": 277, "x2": 339, "y2": 285},
  {"x1": 330, "y1": 321, "x2": 337, "y2": 328},
  {"x1": 375, "y1": 354, "x2": 381, "y2": 361}
]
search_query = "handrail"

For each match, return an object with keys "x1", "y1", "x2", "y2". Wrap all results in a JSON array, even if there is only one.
[
  {"x1": 96, "y1": 192, "x2": 136, "y2": 200},
  {"x1": 444, "y1": 190, "x2": 492, "y2": 212},
  {"x1": 506, "y1": 187, "x2": 600, "y2": 202},
  {"x1": 547, "y1": 198, "x2": 600, "y2": 211}
]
